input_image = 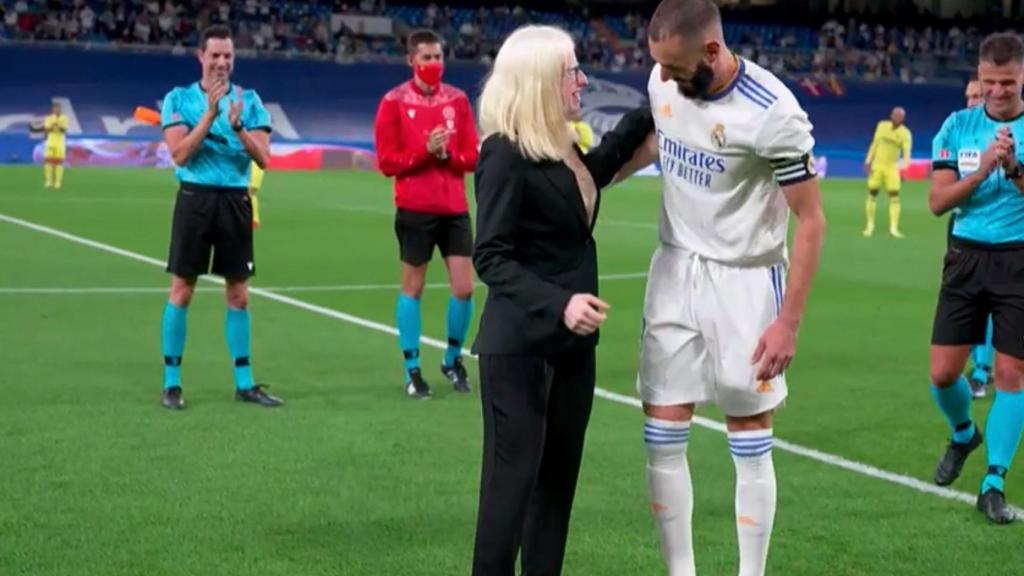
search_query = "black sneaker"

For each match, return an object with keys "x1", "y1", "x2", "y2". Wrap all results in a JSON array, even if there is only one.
[
  {"x1": 977, "y1": 488, "x2": 1016, "y2": 525},
  {"x1": 934, "y1": 428, "x2": 983, "y2": 486},
  {"x1": 235, "y1": 384, "x2": 283, "y2": 407},
  {"x1": 161, "y1": 386, "x2": 185, "y2": 410},
  {"x1": 406, "y1": 368, "x2": 432, "y2": 399},
  {"x1": 441, "y1": 358, "x2": 471, "y2": 393}
]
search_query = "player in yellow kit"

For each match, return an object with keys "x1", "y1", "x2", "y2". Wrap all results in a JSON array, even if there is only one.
[
  {"x1": 248, "y1": 160, "x2": 264, "y2": 229},
  {"x1": 42, "y1": 102, "x2": 69, "y2": 189},
  {"x1": 863, "y1": 106, "x2": 912, "y2": 238}
]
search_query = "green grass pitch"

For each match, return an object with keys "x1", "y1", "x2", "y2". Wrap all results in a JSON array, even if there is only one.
[{"x1": 0, "y1": 165, "x2": 1020, "y2": 575}]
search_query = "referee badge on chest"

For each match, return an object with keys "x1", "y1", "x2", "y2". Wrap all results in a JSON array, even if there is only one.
[
  {"x1": 958, "y1": 149, "x2": 981, "y2": 173},
  {"x1": 711, "y1": 123, "x2": 727, "y2": 149}
]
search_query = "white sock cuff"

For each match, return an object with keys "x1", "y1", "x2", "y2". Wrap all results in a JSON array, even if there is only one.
[
  {"x1": 644, "y1": 418, "x2": 691, "y2": 447},
  {"x1": 728, "y1": 428, "x2": 774, "y2": 459}
]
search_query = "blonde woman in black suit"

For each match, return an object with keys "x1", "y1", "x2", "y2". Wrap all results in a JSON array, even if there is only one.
[{"x1": 470, "y1": 24, "x2": 654, "y2": 576}]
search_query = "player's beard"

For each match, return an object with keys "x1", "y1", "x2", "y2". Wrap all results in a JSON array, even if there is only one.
[{"x1": 675, "y1": 61, "x2": 715, "y2": 100}]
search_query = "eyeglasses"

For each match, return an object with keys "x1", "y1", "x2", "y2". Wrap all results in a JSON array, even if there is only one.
[{"x1": 565, "y1": 65, "x2": 584, "y2": 80}]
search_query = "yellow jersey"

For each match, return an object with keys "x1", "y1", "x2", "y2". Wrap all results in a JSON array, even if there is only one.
[
  {"x1": 43, "y1": 114, "x2": 69, "y2": 148},
  {"x1": 249, "y1": 161, "x2": 264, "y2": 190},
  {"x1": 569, "y1": 120, "x2": 594, "y2": 153},
  {"x1": 866, "y1": 120, "x2": 911, "y2": 168}
]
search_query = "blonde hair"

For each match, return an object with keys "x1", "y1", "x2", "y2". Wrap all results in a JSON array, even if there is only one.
[{"x1": 478, "y1": 25, "x2": 576, "y2": 162}]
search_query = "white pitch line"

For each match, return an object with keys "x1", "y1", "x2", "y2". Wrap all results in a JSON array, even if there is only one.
[
  {"x1": 0, "y1": 274, "x2": 649, "y2": 296},
  {"x1": 0, "y1": 211, "x2": 1016, "y2": 515},
  {"x1": 0, "y1": 284, "x2": 436, "y2": 295},
  {"x1": 0, "y1": 287, "x2": 171, "y2": 294},
  {"x1": 595, "y1": 386, "x2": 992, "y2": 508},
  {"x1": 598, "y1": 272, "x2": 649, "y2": 280}
]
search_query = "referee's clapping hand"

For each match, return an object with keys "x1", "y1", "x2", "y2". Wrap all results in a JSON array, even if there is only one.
[
  {"x1": 204, "y1": 80, "x2": 229, "y2": 118},
  {"x1": 997, "y1": 127, "x2": 1017, "y2": 170},
  {"x1": 979, "y1": 138, "x2": 1005, "y2": 175}
]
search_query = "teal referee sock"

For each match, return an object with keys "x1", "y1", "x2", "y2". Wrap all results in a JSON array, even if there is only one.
[
  {"x1": 226, "y1": 307, "x2": 254, "y2": 391},
  {"x1": 161, "y1": 301, "x2": 188, "y2": 389},
  {"x1": 444, "y1": 295, "x2": 472, "y2": 368},
  {"x1": 396, "y1": 293, "x2": 422, "y2": 380},
  {"x1": 931, "y1": 377, "x2": 976, "y2": 444},
  {"x1": 982, "y1": 390, "x2": 1024, "y2": 494}
]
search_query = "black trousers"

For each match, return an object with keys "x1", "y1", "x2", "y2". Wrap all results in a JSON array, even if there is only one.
[{"x1": 471, "y1": 347, "x2": 597, "y2": 576}]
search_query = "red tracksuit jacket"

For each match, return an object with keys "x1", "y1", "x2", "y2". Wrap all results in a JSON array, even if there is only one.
[{"x1": 373, "y1": 80, "x2": 479, "y2": 215}]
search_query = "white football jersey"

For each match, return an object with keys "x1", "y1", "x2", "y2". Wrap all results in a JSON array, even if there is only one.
[{"x1": 648, "y1": 58, "x2": 816, "y2": 266}]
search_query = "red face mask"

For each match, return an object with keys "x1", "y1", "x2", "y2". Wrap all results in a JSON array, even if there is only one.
[{"x1": 415, "y1": 61, "x2": 444, "y2": 87}]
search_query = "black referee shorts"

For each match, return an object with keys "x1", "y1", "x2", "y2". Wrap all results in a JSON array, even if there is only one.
[
  {"x1": 166, "y1": 182, "x2": 254, "y2": 279},
  {"x1": 394, "y1": 208, "x2": 473, "y2": 266},
  {"x1": 932, "y1": 238, "x2": 1024, "y2": 359}
]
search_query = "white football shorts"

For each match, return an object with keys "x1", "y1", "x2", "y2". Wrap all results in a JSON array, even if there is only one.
[{"x1": 636, "y1": 244, "x2": 789, "y2": 417}]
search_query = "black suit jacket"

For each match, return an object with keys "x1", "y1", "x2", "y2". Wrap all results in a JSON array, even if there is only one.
[{"x1": 472, "y1": 108, "x2": 654, "y2": 356}]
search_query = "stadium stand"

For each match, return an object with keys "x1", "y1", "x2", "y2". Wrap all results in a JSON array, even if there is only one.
[
  {"x1": 0, "y1": 0, "x2": 994, "y2": 81},
  {"x1": 0, "y1": 0, "x2": 1009, "y2": 176}
]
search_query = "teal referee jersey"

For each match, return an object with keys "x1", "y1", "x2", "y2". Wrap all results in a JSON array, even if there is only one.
[
  {"x1": 161, "y1": 82, "x2": 272, "y2": 188},
  {"x1": 932, "y1": 106, "x2": 1024, "y2": 244}
]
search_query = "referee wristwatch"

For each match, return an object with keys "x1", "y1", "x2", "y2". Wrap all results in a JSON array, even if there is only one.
[{"x1": 1006, "y1": 164, "x2": 1024, "y2": 181}]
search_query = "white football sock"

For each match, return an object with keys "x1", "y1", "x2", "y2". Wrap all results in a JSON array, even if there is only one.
[
  {"x1": 728, "y1": 429, "x2": 776, "y2": 576},
  {"x1": 645, "y1": 417, "x2": 696, "y2": 576}
]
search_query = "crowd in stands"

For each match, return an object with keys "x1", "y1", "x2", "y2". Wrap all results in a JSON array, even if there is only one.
[{"x1": 0, "y1": 0, "x2": 994, "y2": 82}]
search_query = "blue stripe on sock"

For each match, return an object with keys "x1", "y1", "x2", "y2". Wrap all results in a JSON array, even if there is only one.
[
  {"x1": 729, "y1": 441, "x2": 774, "y2": 450},
  {"x1": 645, "y1": 433, "x2": 691, "y2": 441},
  {"x1": 730, "y1": 444, "x2": 773, "y2": 454},
  {"x1": 644, "y1": 426, "x2": 691, "y2": 435},
  {"x1": 644, "y1": 424, "x2": 691, "y2": 433},
  {"x1": 644, "y1": 426, "x2": 691, "y2": 436},
  {"x1": 731, "y1": 445, "x2": 774, "y2": 458},
  {"x1": 729, "y1": 433, "x2": 774, "y2": 458},
  {"x1": 644, "y1": 422, "x2": 690, "y2": 446},
  {"x1": 646, "y1": 430, "x2": 690, "y2": 438},
  {"x1": 645, "y1": 433, "x2": 691, "y2": 443}
]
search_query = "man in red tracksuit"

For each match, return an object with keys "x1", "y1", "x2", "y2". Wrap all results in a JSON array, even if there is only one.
[{"x1": 374, "y1": 28, "x2": 479, "y2": 399}]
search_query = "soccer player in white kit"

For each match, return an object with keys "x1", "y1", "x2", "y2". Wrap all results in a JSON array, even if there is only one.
[{"x1": 634, "y1": 1, "x2": 827, "y2": 575}]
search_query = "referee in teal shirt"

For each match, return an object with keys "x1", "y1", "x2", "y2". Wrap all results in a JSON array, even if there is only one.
[
  {"x1": 927, "y1": 32, "x2": 1024, "y2": 524},
  {"x1": 158, "y1": 24, "x2": 281, "y2": 409}
]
